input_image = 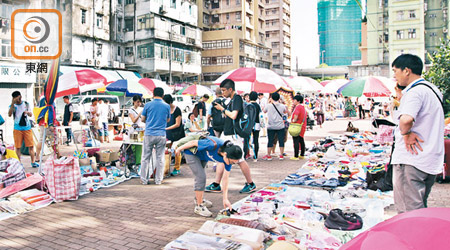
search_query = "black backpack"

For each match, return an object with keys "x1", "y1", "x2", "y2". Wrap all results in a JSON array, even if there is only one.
[
  {"x1": 211, "y1": 98, "x2": 225, "y2": 132},
  {"x1": 232, "y1": 101, "x2": 257, "y2": 139}
]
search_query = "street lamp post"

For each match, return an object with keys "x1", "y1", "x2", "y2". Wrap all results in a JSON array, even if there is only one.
[
  {"x1": 169, "y1": 26, "x2": 173, "y2": 86},
  {"x1": 321, "y1": 50, "x2": 326, "y2": 80}
]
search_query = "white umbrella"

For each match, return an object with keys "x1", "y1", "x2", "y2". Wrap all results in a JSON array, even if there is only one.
[
  {"x1": 284, "y1": 76, "x2": 323, "y2": 93},
  {"x1": 321, "y1": 79, "x2": 350, "y2": 94}
]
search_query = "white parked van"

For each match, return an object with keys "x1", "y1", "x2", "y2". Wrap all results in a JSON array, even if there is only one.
[
  {"x1": 71, "y1": 95, "x2": 120, "y2": 121},
  {"x1": 173, "y1": 95, "x2": 194, "y2": 113}
]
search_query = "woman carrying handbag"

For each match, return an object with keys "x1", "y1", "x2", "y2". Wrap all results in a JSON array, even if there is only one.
[{"x1": 289, "y1": 95, "x2": 307, "y2": 160}]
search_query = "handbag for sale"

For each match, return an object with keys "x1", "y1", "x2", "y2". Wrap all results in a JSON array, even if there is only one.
[
  {"x1": 325, "y1": 208, "x2": 363, "y2": 231},
  {"x1": 42, "y1": 156, "x2": 81, "y2": 202}
]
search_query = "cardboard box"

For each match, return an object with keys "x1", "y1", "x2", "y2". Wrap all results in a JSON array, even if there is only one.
[
  {"x1": 99, "y1": 151, "x2": 110, "y2": 163},
  {"x1": 79, "y1": 158, "x2": 90, "y2": 166},
  {"x1": 109, "y1": 151, "x2": 119, "y2": 162}
]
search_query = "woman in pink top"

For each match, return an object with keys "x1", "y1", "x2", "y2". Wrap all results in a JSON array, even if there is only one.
[{"x1": 290, "y1": 95, "x2": 307, "y2": 160}]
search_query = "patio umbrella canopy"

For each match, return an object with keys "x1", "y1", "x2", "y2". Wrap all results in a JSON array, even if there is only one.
[
  {"x1": 56, "y1": 69, "x2": 115, "y2": 98},
  {"x1": 105, "y1": 79, "x2": 152, "y2": 97},
  {"x1": 178, "y1": 85, "x2": 213, "y2": 96},
  {"x1": 341, "y1": 208, "x2": 450, "y2": 250},
  {"x1": 338, "y1": 76, "x2": 394, "y2": 97},
  {"x1": 214, "y1": 67, "x2": 289, "y2": 93},
  {"x1": 284, "y1": 76, "x2": 323, "y2": 93},
  {"x1": 321, "y1": 79, "x2": 349, "y2": 95}
]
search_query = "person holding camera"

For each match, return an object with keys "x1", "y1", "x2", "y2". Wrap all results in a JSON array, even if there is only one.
[{"x1": 8, "y1": 91, "x2": 38, "y2": 168}]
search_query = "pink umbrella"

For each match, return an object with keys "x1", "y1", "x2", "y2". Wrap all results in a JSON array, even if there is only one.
[
  {"x1": 284, "y1": 76, "x2": 323, "y2": 93},
  {"x1": 178, "y1": 85, "x2": 213, "y2": 96},
  {"x1": 56, "y1": 69, "x2": 117, "y2": 98},
  {"x1": 341, "y1": 208, "x2": 450, "y2": 250},
  {"x1": 213, "y1": 67, "x2": 290, "y2": 93},
  {"x1": 139, "y1": 78, "x2": 172, "y2": 94}
]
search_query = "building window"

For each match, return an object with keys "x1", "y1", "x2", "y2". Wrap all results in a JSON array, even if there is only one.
[
  {"x1": 226, "y1": 13, "x2": 230, "y2": 20},
  {"x1": 96, "y1": 14, "x2": 103, "y2": 28},
  {"x1": 409, "y1": 10, "x2": 416, "y2": 19},
  {"x1": 202, "y1": 39, "x2": 233, "y2": 50},
  {"x1": 272, "y1": 42, "x2": 279, "y2": 48},
  {"x1": 236, "y1": 12, "x2": 241, "y2": 21},
  {"x1": 171, "y1": 0, "x2": 176, "y2": 8},
  {"x1": 137, "y1": 14, "x2": 150, "y2": 30},
  {"x1": 408, "y1": 28, "x2": 416, "y2": 39},
  {"x1": 0, "y1": 39, "x2": 11, "y2": 58},
  {"x1": 202, "y1": 56, "x2": 233, "y2": 66},
  {"x1": 378, "y1": 17, "x2": 382, "y2": 26},
  {"x1": 125, "y1": 18, "x2": 134, "y2": 32},
  {"x1": 226, "y1": 0, "x2": 230, "y2": 5},
  {"x1": 117, "y1": 46, "x2": 121, "y2": 56},
  {"x1": 81, "y1": 9, "x2": 86, "y2": 24},
  {"x1": 397, "y1": 11, "x2": 404, "y2": 20},
  {"x1": 203, "y1": 14, "x2": 209, "y2": 25},
  {"x1": 118, "y1": 17, "x2": 122, "y2": 32},
  {"x1": 236, "y1": 0, "x2": 241, "y2": 5},
  {"x1": 96, "y1": 44, "x2": 102, "y2": 56},
  {"x1": 125, "y1": 47, "x2": 134, "y2": 56},
  {"x1": 212, "y1": 14, "x2": 220, "y2": 23},
  {"x1": 212, "y1": 0, "x2": 220, "y2": 9},
  {"x1": 396, "y1": 30, "x2": 404, "y2": 39},
  {"x1": 266, "y1": 33, "x2": 270, "y2": 38},
  {"x1": 430, "y1": 32, "x2": 437, "y2": 37},
  {"x1": 125, "y1": 0, "x2": 134, "y2": 4},
  {"x1": 138, "y1": 44, "x2": 155, "y2": 58}
]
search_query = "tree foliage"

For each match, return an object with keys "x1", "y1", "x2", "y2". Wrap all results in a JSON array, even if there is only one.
[{"x1": 423, "y1": 38, "x2": 450, "y2": 116}]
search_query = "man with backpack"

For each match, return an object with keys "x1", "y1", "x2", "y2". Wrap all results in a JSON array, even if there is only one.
[
  {"x1": 8, "y1": 91, "x2": 38, "y2": 168},
  {"x1": 205, "y1": 79, "x2": 256, "y2": 194},
  {"x1": 207, "y1": 88, "x2": 225, "y2": 137}
]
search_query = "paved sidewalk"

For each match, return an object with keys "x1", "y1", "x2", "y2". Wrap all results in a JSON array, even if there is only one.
[{"x1": 1, "y1": 119, "x2": 449, "y2": 249}]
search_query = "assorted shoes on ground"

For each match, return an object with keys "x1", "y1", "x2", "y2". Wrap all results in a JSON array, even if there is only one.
[
  {"x1": 31, "y1": 162, "x2": 39, "y2": 168},
  {"x1": 171, "y1": 169, "x2": 180, "y2": 176}
]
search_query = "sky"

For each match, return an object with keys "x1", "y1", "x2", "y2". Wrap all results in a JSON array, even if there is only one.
[{"x1": 291, "y1": 0, "x2": 320, "y2": 69}]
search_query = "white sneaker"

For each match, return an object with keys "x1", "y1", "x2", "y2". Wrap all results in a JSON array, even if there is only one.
[
  {"x1": 194, "y1": 198, "x2": 213, "y2": 208},
  {"x1": 194, "y1": 204, "x2": 212, "y2": 217}
]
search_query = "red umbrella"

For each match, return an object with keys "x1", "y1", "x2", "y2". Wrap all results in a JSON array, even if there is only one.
[
  {"x1": 341, "y1": 208, "x2": 450, "y2": 250},
  {"x1": 213, "y1": 67, "x2": 290, "y2": 93},
  {"x1": 320, "y1": 80, "x2": 331, "y2": 87},
  {"x1": 56, "y1": 69, "x2": 117, "y2": 98}
]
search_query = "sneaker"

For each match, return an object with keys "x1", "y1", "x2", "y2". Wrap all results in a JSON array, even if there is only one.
[
  {"x1": 205, "y1": 183, "x2": 222, "y2": 193},
  {"x1": 171, "y1": 169, "x2": 180, "y2": 176},
  {"x1": 279, "y1": 155, "x2": 284, "y2": 161},
  {"x1": 240, "y1": 183, "x2": 256, "y2": 194},
  {"x1": 298, "y1": 156, "x2": 305, "y2": 159},
  {"x1": 194, "y1": 198, "x2": 213, "y2": 208},
  {"x1": 140, "y1": 179, "x2": 149, "y2": 185},
  {"x1": 283, "y1": 153, "x2": 288, "y2": 156},
  {"x1": 253, "y1": 159, "x2": 258, "y2": 163},
  {"x1": 31, "y1": 162, "x2": 39, "y2": 168},
  {"x1": 290, "y1": 157, "x2": 299, "y2": 161},
  {"x1": 245, "y1": 154, "x2": 252, "y2": 160},
  {"x1": 262, "y1": 155, "x2": 272, "y2": 161},
  {"x1": 194, "y1": 204, "x2": 212, "y2": 217}
]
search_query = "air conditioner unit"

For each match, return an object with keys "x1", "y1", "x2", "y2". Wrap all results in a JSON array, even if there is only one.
[
  {"x1": 120, "y1": 63, "x2": 125, "y2": 69},
  {"x1": 86, "y1": 58, "x2": 94, "y2": 66},
  {"x1": 113, "y1": 61, "x2": 120, "y2": 68},
  {"x1": 95, "y1": 59, "x2": 102, "y2": 67}
]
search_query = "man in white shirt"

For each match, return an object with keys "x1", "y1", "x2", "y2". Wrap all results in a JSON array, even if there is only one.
[
  {"x1": 391, "y1": 54, "x2": 444, "y2": 213},
  {"x1": 97, "y1": 98, "x2": 110, "y2": 143}
]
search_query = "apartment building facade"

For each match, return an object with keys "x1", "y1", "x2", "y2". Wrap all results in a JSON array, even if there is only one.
[
  {"x1": 352, "y1": 0, "x2": 448, "y2": 78},
  {"x1": 265, "y1": 0, "x2": 291, "y2": 76},
  {"x1": 60, "y1": 0, "x2": 201, "y2": 83},
  {"x1": 198, "y1": 0, "x2": 272, "y2": 83}
]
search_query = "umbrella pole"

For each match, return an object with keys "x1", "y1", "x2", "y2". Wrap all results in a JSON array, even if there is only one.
[{"x1": 38, "y1": 127, "x2": 46, "y2": 175}]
